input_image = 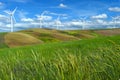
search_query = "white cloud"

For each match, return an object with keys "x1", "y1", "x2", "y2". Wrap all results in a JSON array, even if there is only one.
[
  {"x1": 0, "y1": 14, "x2": 7, "y2": 18},
  {"x1": 109, "y1": 7, "x2": 120, "y2": 12},
  {"x1": 59, "y1": 3, "x2": 67, "y2": 8},
  {"x1": 36, "y1": 15, "x2": 52, "y2": 21},
  {"x1": 15, "y1": 23, "x2": 35, "y2": 27},
  {"x1": 0, "y1": 14, "x2": 9, "y2": 23},
  {"x1": 71, "y1": 21, "x2": 81, "y2": 26},
  {"x1": 96, "y1": 19, "x2": 104, "y2": 23},
  {"x1": 0, "y1": 22, "x2": 5, "y2": 27},
  {"x1": 91, "y1": 14, "x2": 108, "y2": 19},
  {"x1": 95, "y1": 19, "x2": 107, "y2": 25},
  {"x1": 21, "y1": 18, "x2": 34, "y2": 22},
  {"x1": 50, "y1": 12, "x2": 67, "y2": 17}
]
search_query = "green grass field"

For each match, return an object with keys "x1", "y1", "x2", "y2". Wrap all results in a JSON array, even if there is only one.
[{"x1": 0, "y1": 34, "x2": 120, "y2": 80}]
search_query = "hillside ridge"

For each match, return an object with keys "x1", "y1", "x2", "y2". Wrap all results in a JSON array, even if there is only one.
[{"x1": 0, "y1": 28, "x2": 120, "y2": 48}]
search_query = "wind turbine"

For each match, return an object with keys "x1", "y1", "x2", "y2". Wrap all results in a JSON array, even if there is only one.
[
  {"x1": 111, "y1": 16, "x2": 117, "y2": 28},
  {"x1": 79, "y1": 17, "x2": 87, "y2": 30},
  {"x1": 55, "y1": 15, "x2": 62, "y2": 29},
  {"x1": 39, "y1": 11, "x2": 49, "y2": 28},
  {"x1": 5, "y1": 7, "x2": 17, "y2": 32}
]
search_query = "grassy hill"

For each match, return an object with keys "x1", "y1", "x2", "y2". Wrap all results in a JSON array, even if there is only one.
[
  {"x1": 20, "y1": 28, "x2": 79, "y2": 41},
  {"x1": 0, "y1": 35, "x2": 119, "y2": 80},
  {"x1": 94, "y1": 29, "x2": 120, "y2": 36},
  {"x1": 0, "y1": 28, "x2": 120, "y2": 48},
  {"x1": 5, "y1": 32, "x2": 43, "y2": 47}
]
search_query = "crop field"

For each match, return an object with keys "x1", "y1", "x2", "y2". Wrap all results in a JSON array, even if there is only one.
[{"x1": 0, "y1": 34, "x2": 119, "y2": 80}]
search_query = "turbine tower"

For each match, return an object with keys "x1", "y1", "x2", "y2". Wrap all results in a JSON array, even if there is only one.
[
  {"x1": 39, "y1": 11, "x2": 48, "y2": 28},
  {"x1": 5, "y1": 7, "x2": 17, "y2": 32}
]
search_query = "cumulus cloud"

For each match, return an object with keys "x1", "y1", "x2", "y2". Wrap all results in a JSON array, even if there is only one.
[
  {"x1": 94, "y1": 19, "x2": 107, "y2": 25},
  {"x1": 36, "y1": 15, "x2": 52, "y2": 21},
  {"x1": 21, "y1": 18, "x2": 34, "y2": 22},
  {"x1": 91, "y1": 14, "x2": 108, "y2": 19},
  {"x1": 59, "y1": 3, "x2": 67, "y2": 8},
  {"x1": 50, "y1": 12, "x2": 67, "y2": 17},
  {"x1": 0, "y1": 14, "x2": 9, "y2": 23},
  {"x1": 0, "y1": 14, "x2": 7, "y2": 18},
  {"x1": 109, "y1": 7, "x2": 120, "y2": 12}
]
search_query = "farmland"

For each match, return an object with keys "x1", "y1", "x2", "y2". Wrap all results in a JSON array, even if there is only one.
[
  {"x1": 0, "y1": 29, "x2": 120, "y2": 79},
  {"x1": 0, "y1": 28, "x2": 120, "y2": 48}
]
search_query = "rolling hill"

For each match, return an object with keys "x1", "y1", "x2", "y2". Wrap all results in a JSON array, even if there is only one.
[
  {"x1": 0, "y1": 28, "x2": 120, "y2": 48},
  {"x1": 5, "y1": 32, "x2": 43, "y2": 47}
]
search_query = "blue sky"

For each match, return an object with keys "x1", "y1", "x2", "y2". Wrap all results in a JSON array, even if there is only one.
[{"x1": 0, "y1": 0, "x2": 120, "y2": 32}]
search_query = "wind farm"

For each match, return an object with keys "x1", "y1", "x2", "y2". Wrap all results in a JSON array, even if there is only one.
[
  {"x1": 0, "y1": 0, "x2": 120, "y2": 80},
  {"x1": 1, "y1": 8, "x2": 120, "y2": 32}
]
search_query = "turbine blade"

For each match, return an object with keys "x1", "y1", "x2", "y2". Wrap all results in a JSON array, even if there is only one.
[
  {"x1": 4, "y1": 10, "x2": 11, "y2": 15},
  {"x1": 12, "y1": 7, "x2": 17, "y2": 14}
]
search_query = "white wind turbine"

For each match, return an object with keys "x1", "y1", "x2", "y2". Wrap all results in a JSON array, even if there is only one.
[
  {"x1": 5, "y1": 7, "x2": 17, "y2": 32},
  {"x1": 39, "y1": 11, "x2": 49, "y2": 28},
  {"x1": 79, "y1": 17, "x2": 87, "y2": 30},
  {"x1": 55, "y1": 15, "x2": 62, "y2": 29},
  {"x1": 111, "y1": 16, "x2": 119, "y2": 28},
  {"x1": 111, "y1": 17, "x2": 115, "y2": 28}
]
